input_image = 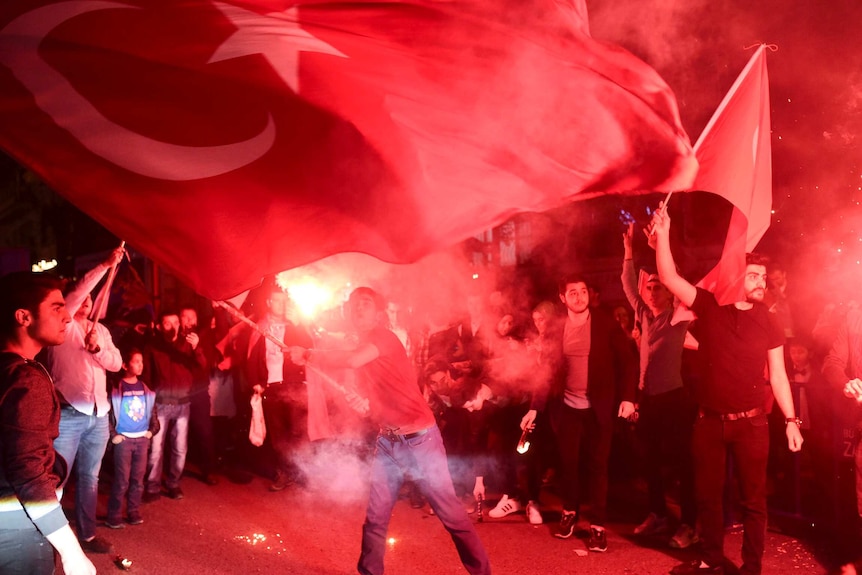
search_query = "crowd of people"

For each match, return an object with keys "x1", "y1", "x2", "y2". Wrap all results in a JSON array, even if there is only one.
[{"x1": 2, "y1": 206, "x2": 862, "y2": 575}]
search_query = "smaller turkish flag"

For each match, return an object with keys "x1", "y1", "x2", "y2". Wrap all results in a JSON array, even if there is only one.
[{"x1": 693, "y1": 45, "x2": 773, "y2": 305}]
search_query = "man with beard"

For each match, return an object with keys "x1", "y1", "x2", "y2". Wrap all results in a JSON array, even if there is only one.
[
  {"x1": 143, "y1": 310, "x2": 206, "y2": 501},
  {"x1": 540, "y1": 276, "x2": 637, "y2": 553},
  {"x1": 651, "y1": 205, "x2": 803, "y2": 575},
  {"x1": 179, "y1": 306, "x2": 219, "y2": 486}
]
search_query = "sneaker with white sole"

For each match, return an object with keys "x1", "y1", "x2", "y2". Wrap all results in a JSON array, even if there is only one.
[
  {"x1": 669, "y1": 523, "x2": 699, "y2": 549},
  {"x1": 488, "y1": 494, "x2": 521, "y2": 518},
  {"x1": 525, "y1": 501, "x2": 543, "y2": 525},
  {"x1": 587, "y1": 526, "x2": 608, "y2": 552},
  {"x1": 554, "y1": 511, "x2": 577, "y2": 539}
]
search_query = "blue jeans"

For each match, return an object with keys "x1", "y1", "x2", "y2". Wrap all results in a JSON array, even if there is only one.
[
  {"x1": 0, "y1": 527, "x2": 54, "y2": 574},
  {"x1": 147, "y1": 403, "x2": 190, "y2": 492},
  {"x1": 108, "y1": 436, "x2": 149, "y2": 524},
  {"x1": 53, "y1": 407, "x2": 110, "y2": 541},
  {"x1": 358, "y1": 425, "x2": 491, "y2": 575}
]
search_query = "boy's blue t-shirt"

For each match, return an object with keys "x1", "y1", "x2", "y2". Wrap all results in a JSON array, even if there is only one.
[{"x1": 116, "y1": 379, "x2": 149, "y2": 437}]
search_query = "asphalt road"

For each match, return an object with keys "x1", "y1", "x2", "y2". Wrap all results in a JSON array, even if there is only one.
[{"x1": 64, "y1": 452, "x2": 841, "y2": 575}]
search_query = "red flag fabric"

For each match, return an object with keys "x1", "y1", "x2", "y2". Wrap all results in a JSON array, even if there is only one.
[
  {"x1": 0, "y1": 0, "x2": 696, "y2": 299},
  {"x1": 692, "y1": 45, "x2": 773, "y2": 305}
]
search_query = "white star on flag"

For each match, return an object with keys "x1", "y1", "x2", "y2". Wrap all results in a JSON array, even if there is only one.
[{"x1": 209, "y1": 3, "x2": 347, "y2": 93}]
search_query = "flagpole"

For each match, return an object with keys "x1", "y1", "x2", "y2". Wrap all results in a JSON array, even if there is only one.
[
  {"x1": 646, "y1": 189, "x2": 675, "y2": 235},
  {"x1": 86, "y1": 240, "x2": 125, "y2": 352},
  {"x1": 212, "y1": 300, "x2": 369, "y2": 411}
]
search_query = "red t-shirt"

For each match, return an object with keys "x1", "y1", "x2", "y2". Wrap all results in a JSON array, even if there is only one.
[{"x1": 356, "y1": 327, "x2": 435, "y2": 434}]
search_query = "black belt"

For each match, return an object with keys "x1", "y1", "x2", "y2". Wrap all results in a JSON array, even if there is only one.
[
  {"x1": 699, "y1": 406, "x2": 764, "y2": 421},
  {"x1": 380, "y1": 427, "x2": 431, "y2": 444}
]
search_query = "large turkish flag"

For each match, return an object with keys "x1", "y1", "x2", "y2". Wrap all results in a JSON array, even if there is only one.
[{"x1": 0, "y1": 0, "x2": 696, "y2": 299}]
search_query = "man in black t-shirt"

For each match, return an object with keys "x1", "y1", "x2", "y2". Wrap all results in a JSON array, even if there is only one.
[{"x1": 651, "y1": 206, "x2": 803, "y2": 575}]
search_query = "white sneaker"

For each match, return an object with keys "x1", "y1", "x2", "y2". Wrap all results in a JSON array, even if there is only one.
[
  {"x1": 525, "y1": 501, "x2": 543, "y2": 525},
  {"x1": 488, "y1": 494, "x2": 521, "y2": 518}
]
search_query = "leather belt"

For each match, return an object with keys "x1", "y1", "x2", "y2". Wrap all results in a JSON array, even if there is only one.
[
  {"x1": 381, "y1": 427, "x2": 431, "y2": 444},
  {"x1": 699, "y1": 406, "x2": 764, "y2": 421}
]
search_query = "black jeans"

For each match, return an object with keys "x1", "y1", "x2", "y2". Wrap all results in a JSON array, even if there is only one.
[
  {"x1": 639, "y1": 387, "x2": 697, "y2": 525},
  {"x1": 694, "y1": 413, "x2": 769, "y2": 574},
  {"x1": 555, "y1": 404, "x2": 612, "y2": 525},
  {"x1": 262, "y1": 383, "x2": 307, "y2": 479}
]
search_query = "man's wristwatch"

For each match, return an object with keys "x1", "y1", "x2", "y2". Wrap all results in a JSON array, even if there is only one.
[{"x1": 784, "y1": 417, "x2": 802, "y2": 426}]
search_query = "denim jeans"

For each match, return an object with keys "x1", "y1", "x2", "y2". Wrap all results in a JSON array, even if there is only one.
[
  {"x1": 0, "y1": 527, "x2": 54, "y2": 574},
  {"x1": 108, "y1": 436, "x2": 150, "y2": 524},
  {"x1": 147, "y1": 402, "x2": 190, "y2": 492},
  {"x1": 358, "y1": 425, "x2": 491, "y2": 575},
  {"x1": 694, "y1": 414, "x2": 770, "y2": 575},
  {"x1": 53, "y1": 407, "x2": 110, "y2": 541}
]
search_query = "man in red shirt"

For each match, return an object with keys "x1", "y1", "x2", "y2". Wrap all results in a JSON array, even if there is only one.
[{"x1": 291, "y1": 287, "x2": 491, "y2": 575}]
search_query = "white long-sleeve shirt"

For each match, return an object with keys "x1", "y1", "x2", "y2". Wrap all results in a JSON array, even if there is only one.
[{"x1": 43, "y1": 262, "x2": 123, "y2": 416}]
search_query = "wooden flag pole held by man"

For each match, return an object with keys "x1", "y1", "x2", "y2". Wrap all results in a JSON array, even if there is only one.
[
  {"x1": 86, "y1": 240, "x2": 125, "y2": 352},
  {"x1": 212, "y1": 299, "x2": 369, "y2": 412}
]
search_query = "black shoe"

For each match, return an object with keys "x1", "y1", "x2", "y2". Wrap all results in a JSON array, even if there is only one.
[
  {"x1": 166, "y1": 487, "x2": 184, "y2": 500},
  {"x1": 555, "y1": 511, "x2": 577, "y2": 539},
  {"x1": 127, "y1": 516, "x2": 144, "y2": 526},
  {"x1": 669, "y1": 560, "x2": 724, "y2": 574},
  {"x1": 80, "y1": 536, "x2": 113, "y2": 554},
  {"x1": 142, "y1": 491, "x2": 161, "y2": 504},
  {"x1": 200, "y1": 474, "x2": 219, "y2": 486},
  {"x1": 588, "y1": 527, "x2": 608, "y2": 552}
]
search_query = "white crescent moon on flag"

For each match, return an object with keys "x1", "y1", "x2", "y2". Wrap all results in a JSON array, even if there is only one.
[{"x1": 0, "y1": 1, "x2": 275, "y2": 181}]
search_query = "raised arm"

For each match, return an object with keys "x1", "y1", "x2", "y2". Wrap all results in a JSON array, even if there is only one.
[
  {"x1": 63, "y1": 247, "x2": 124, "y2": 317},
  {"x1": 650, "y1": 203, "x2": 697, "y2": 308},
  {"x1": 621, "y1": 223, "x2": 641, "y2": 312}
]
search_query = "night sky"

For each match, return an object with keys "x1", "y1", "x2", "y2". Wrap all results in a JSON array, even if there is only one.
[{"x1": 589, "y1": 0, "x2": 861, "y2": 267}]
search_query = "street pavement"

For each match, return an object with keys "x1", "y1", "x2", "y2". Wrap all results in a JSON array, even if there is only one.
[{"x1": 68, "y1": 458, "x2": 839, "y2": 575}]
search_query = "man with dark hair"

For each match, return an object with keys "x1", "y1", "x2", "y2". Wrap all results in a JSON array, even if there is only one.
[
  {"x1": 621, "y1": 224, "x2": 697, "y2": 548},
  {"x1": 246, "y1": 283, "x2": 313, "y2": 491},
  {"x1": 43, "y1": 248, "x2": 124, "y2": 553},
  {"x1": 180, "y1": 306, "x2": 219, "y2": 486},
  {"x1": 531, "y1": 274, "x2": 637, "y2": 552},
  {"x1": 290, "y1": 287, "x2": 491, "y2": 575},
  {"x1": 651, "y1": 206, "x2": 803, "y2": 575},
  {"x1": 0, "y1": 271, "x2": 95, "y2": 575},
  {"x1": 143, "y1": 308, "x2": 207, "y2": 501}
]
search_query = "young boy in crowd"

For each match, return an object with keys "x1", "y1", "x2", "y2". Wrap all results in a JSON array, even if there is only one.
[{"x1": 106, "y1": 348, "x2": 159, "y2": 528}]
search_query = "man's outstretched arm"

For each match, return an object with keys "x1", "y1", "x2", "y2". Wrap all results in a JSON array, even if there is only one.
[{"x1": 651, "y1": 203, "x2": 697, "y2": 308}]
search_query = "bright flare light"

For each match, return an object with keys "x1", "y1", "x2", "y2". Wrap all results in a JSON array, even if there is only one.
[
  {"x1": 275, "y1": 273, "x2": 333, "y2": 319},
  {"x1": 31, "y1": 259, "x2": 58, "y2": 272},
  {"x1": 387, "y1": 537, "x2": 396, "y2": 545}
]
